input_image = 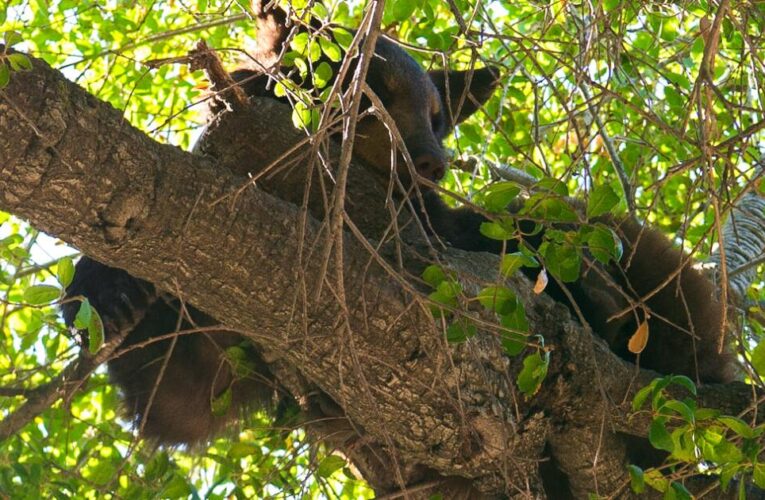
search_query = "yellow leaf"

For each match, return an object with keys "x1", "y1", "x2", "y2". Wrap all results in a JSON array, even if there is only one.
[
  {"x1": 628, "y1": 320, "x2": 650, "y2": 354},
  {"x1": 533, "y1": 268, "x2": 548, "y2": 294}
]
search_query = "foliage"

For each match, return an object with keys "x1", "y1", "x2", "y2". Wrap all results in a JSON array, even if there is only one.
[
  {"x1": 1, "y1": 0, "x2": 765, "y2": 496},
  {"x1": 630, "y1": 376, "x2": 765, "y2": 497}
]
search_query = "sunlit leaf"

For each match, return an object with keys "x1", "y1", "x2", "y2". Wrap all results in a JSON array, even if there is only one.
[
  {"x1": 317, "y1": 455, "x2": 346, "y2": 478},
  {"x1": 57, "y1": 256, "x2": 75, "y2": 287},
  {"x1": 23, "y1": 284, "x2": 61, "y2": 305}
]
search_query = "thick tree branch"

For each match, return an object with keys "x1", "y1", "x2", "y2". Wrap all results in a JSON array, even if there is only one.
[
  {"x1": 0, "y1": 50, "x2": 541, "y2": 493},
  {"x1": 0, "y1": 50, "x2": 761, "y2": 497}
]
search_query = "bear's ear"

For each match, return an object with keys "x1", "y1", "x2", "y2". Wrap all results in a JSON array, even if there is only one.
[{"x1": 429, "y1": 66, "x2": 499, "y2": 129}]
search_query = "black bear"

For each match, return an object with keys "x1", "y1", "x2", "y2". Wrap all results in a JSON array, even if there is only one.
[
  {"x1": 62, "y1": 3, "x2": 499, "y2": 444},
  {"x1": 63, "y1": 1, "x2": 734, "y2": 449}
]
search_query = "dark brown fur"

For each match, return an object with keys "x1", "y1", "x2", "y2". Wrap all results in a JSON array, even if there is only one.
[
  {"x1": 62, "y1": 262, "x2": 275, "y2": 444},
  {"x1": 63, "y1": 1, "x2": 733, "y2": 449},
  {"x1": 420, "y1": 191, "x2": 735, "y2": 383}
]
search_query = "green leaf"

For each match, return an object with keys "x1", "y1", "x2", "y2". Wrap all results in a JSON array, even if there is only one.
[
  {"x1": 650, "y1": 377, "x2": 674, "y2": 409},
  {"x1": 648, "y1": 418, "x2": 674, "y2": 453},
  {"x1": 273, "y1": 81, "x2": 288, "y2": 98},
  {"x1": 695, "y1": 408, "x2": 721, "y2": 421},
  {"x1": 73, "y1": 299, "x2": 92, "y2": 330},
  {"x1": 659, "y1": 400, "x2": 694, "y2": 423},
  {"x1": 308, "y1": 40, "x2": 321, "y2": 62},
  {"x1": 422, "y1": 265, "x2": 447, "y2": 288},
  {"x1": 480, "y1": 221, "x2": 512, "y2": 241},
  {"x1": 632, "y1": 383, "x2": 655, "y2": 411},
  {"x1": 542, "y1": 241, "x2": 581, "y2": 282},
  {"x1": 446, "y1": 320, "x2": 476, "y2": 343},
  {"x1": 57, "y1": 256, "x2": 75, "y2": 287},
  {"x1": 501, "y1": 252, "x2": 538, "y2": 277},
  {"x1": 319, "y1": 37, "x2": 342, "y2": 62},
  {"x1": 751, "y1": 341, "x2": 765, "y2": 375},
  {"x1": 602, "y1": 0, "x2": 621, "y2": 12},
  {"x1": 0, "y1": 62, "x2": 11, "y2": 89},
  {"x1": 459, "y1": 123, "x2": 482, "y2": 144},
  {"x1": 477, "y1": 286, "x2": 517, "y2": 314},
  {"x1": 480, "y1": 181, "x2": 521, "y2": 213},
  {"x1": 23, "y1": 284, "x2": 61, "y2": 305},
  {"x1": 144, "y1": 451, "x2": 170, "y2": 480},
  {"x1": 644, "y1": 468, "x2": 669, "y2": 493},
  {"x1": 754, "y1": 463, "x2": 765, "y2": 489},
  {"x1": 587, "y1": 184, "x2": 619, "y2": 217},
  {"x1": 719, "y1": 463, "x2": 740, "y2": 491},
  {"x1": 668, "y1": 482, "x2": 692, "y2": 500},
  {"x1": 313, "y1": 61, "x2": 333, "y2": 89},
  {"x1": 317, "y1": 455, "x2": 346, "y2": 478},
  {"x1": 718, "y1": 416, "x2": 756, "y2": 439},
  {"x1": 535, "y1": 178, "x2": 569, "y2": 196},
  {"x1": 669, "y1": 427, "x2": 697, "y2": 462},
  {"x1": 436, "y1": 280, "x2": 462, "y2": 299},
  {"x1": 527, "y1": 197, "x2": 578, "y2": 223},
  {"x1": 586, "y1": 225, "x2": 623, "y2": 264},
  {"x1": 211, "y1": 387, "x2": 232, "y2": 416},
  {"x1": 87, "y1": 310, "x2": 104, "y2": 354},
  {"x1": 500, "y1": 329, "x2": 527, "y2": 356},
  {"x1": 669, "y1": 375, "x2": 697, "y2": 396},
  {"x1": 290, "y1": 32, "x2": 310, "y2": 53},
  {"x1": 20, "y1": 310, "x2": 43, "y2": 349},
  {"x1": 501, "y1": 300, "x2": 529, "y2": 330},
  {"x1": 160, "y1": 474, "x2": 193, "y2": 498},
  {"x1": 291, "y1": 102, "x2": 312, "y2": 129},
  {"x1": 628, "y1": 465, "x2": 645, "y2": 493},
  {"x1": 6, "y1": 53, "x2": 32, "y2": 71},
  {"x1": 517, "y1": 351, "x2": 549, "y2": 397},
  {"x1": 390, "y1": 0, "x2": 417, "y2": 21},
  {"x1": 227, "y1": 442, "x2": 258, "y2": 460},
  {"x1": 664, "y1": 86, "x2": 684, "y2": 109},
  {"x1": 712, "y1": 438, "x2": 744, "y2": 463},
  {"x1": 428, "y1": 280, "x2": 461, "y2": 316},
  {"x1": 332, "y1": 28, "x2": 354, "y2": 50},
  {"x1": 3, "y1": 30, "x2": 23, "y2": 47}
]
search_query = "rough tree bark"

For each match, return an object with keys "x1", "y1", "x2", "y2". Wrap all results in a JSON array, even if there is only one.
[{"x1": 0, "y1": 50, "x2": 761, "y2": 498}]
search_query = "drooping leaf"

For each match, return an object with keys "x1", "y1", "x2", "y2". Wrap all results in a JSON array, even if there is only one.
[
  {"x1": 587, "y1": 184, "x2": 619, "y2": 218},
  {"x1": 87, "y1": 309, "x2": 104, "y2": 354},
  {"x1": 73, "y1": 298, "x2": 92, "y2": 330},
  {"x1": 627, "y1": 320, "x2": 649, "y2": 354},
  {"x1": 628, "y1": 465, "x2": 645, "y2": 493},
  {"x1": 533, "y1": 268, "x2": 548, "y2": 294},
  {"x1": 517, "y1": 351, "x2": 549, "y2": 397},
  {"x1": 648, "y1": 418, "x2": 674, "y2": 453},
  {"x1": 57, "y1": 256, "x2": 75, "y2": 287}
]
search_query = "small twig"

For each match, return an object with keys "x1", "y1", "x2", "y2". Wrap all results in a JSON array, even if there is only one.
[
  {"x1": 445, "y1": 0, "x2": 469, "y2": 35},
  {"x1": 579, "y1": 84, "x2": 635, "y2": 211},
  {"x1": 728, "y1": 254, "x2": 765, "y2": 280},
  {"x1": 59, "y1": 14, "x2": 249, "y2": 70}
]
